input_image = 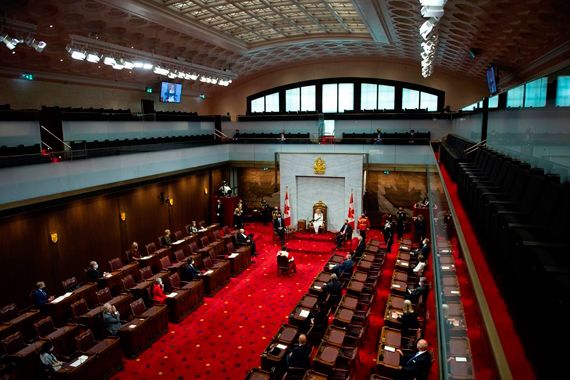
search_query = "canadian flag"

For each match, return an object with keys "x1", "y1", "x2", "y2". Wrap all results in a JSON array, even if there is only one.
[
  {"x1": 347, "y1": 191, "x2": 355, "y2": 228},
  {"x1": 284, "y1": 187, "x2": 291, "y2": 226}
]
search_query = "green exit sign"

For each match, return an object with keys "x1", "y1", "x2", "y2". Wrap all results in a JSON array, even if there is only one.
[
  {"x1": 383, "y1": 170, "x2": 390, "y2": 175},
  {"x1": 22, "y1": 73, "x2": 34, "y2": 81},
  {"x1": 145, "y1": 86, "x2": 153, "y2": 93}
]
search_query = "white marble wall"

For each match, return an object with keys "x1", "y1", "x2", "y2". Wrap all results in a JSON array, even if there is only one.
[{"x1": 280, "y1": 153, "x2": 363, "y2": 231}]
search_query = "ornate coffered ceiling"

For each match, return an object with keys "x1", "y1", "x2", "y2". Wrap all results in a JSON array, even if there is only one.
[{"x1": 0, "y1": 0, "x2": 569, "y2": 93}]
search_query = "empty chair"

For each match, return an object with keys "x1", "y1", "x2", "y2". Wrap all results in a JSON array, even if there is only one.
[{"x1": 74, "y1": 329, "x2": 123, "y2": 377}]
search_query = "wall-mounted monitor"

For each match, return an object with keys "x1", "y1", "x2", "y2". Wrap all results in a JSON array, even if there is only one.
[
  {"x1": 486, "y1": 65, "x2": 498, "y2": 95},
  {"x1": 160, "y1": 82, "x2": 182, "y2": 103}
]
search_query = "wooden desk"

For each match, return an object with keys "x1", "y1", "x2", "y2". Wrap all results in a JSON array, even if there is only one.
[
  {"x1": 365, "y1": 245, "x2": 380, "y2": 254},
  {"x1": 446, "y1": 317, "x2": 468, "y2": 337},
  {"x1": 376, "y1": 344, "x2": 401, "y2": 370},
  {"x1": 449, "y1": 337, "x2": 471, "y2": 357},
  {"x1": 397, "y1": 251, "x2": 411, "y2": 262},
  {"x1": 387, "y1": 294, "x2": 405, "y2": 310},
  {"x1": 339, "y1": 295, "x2": 359, "y2": 310},
  {"x1": 448, "y1": 357, "x2": 474, "y2": 379},
  {"x1": 245, "y1": 368, "x2": 271, "y2": 380},
  {"x1": 303, "y1": 370, "x2": 328, "y2": 380},
  {"x1": 360, "y1": 254, "x2": 375, "y2": 263},
  {"x1": 332, "y1": 307, "x2": 354, "y2": 327},
  {"x1": 118, "y1": 317, "x2": 149, "y2": 358},
  {"x1": 6, "y1": 309, "x2": 42, "y2": 341},
  {"x1": 384, "y1": 307, "x2": 403, "y2": 328},
  {"x1": 446, "y1": 303, "x2": 464, "y2": 318},
  {"x1": 439, "y1": 255, "x2": 455, "y2": 265},
  {"x1": 380, "y1": 326, "x2": 401, "y2": 348},
  {"x1": 440, "y1": 264, "x2": 457, "y2": 275},
  {"x1": 393, "y1": 270, "x2": 408, "y2": 282},
  {"x1": 314, "y1": 342, "x2": 339, "y2": 370},
  {"x1": 352, "y1": 271, "x2": 368, "y2": 282},
  {"x1": 443, "y1": 276, "x2": 460, "y2": 288},
  {"x1": 134, "y1": 254, "x2": 160, "y2": 275},
  {"x1": 288, "y1": 306, "x2": 312, "y2": 328},
  {"x1": 97, "y1": 272, "x2": 124, "y2": 295},
  {"x1": 390, "y1": 280, "x2": 408, "y2": 294},
  {"x1": 346, "y1": 279, "x2": 365, "y2": 296},
  {"x1": 369, "y1": 239, "x2": 381, "y2": 247},
  {"x1": 275, "y1": 324, "x2": 298, "y2": 344},
  {"x1": 298, "y1": 294, "x2": 318, "y2": 309},
  {"x1": 56, "y1": 354, "x2": 101, "y2": 380},
  {"x1": 46, "y1": 283, "x2": 98, "y2": 326},
  {"x1": 261, "y1": 339, "x2": 290, "y2": 371},
  {"x1": 323, "y1": 325, "x2": 346, "y2": 347},
  {"x1": 443, "y1": 286, "x2": 461, "y2": 299},
  {"x1": 357, "y1": 260, "x2": 372, "y2": 271}
]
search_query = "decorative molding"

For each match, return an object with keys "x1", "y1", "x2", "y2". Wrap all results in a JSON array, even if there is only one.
[{"x1": 351, "y1": 0, "x2": 392, "y2": 43}]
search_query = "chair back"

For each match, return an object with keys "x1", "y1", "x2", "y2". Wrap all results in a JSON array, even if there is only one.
[
  {"x1": 189, "y1": 242, "x2": 199, "y2": 253},
  {"x1": 313, "y1": 200, "x2": 328, "y2": 231},
  {"x1": 160, "y1": 256, "x2": 172, "y2": 270},
  {"x1": 213, "y1": 230, "x2": 221, "y2": 240},
  {"x1": 139, "y1": 266, "x2": 153, "y2": 280},
  {"x1": 203, "y1": 256, "x2": 213, "y2": 269},
  {"x1": 223, "y1": 226, "x2": 231, "y2": 235},
  {"x1": 96, "y1": 287, "x2": 112, "y2": 305},
  {"x1": 1, "y1": 332, "x2": 25, "y2": 354},
  {"x1": 121, "y1": 275, "x2": 136, "y2": 291},
  {"x1": 75, "y1": 330, "x2": 96, "y2": 352},
  {"x1": 0, "y1": 303, "x2": 17, "y2": 322},
  {"x1": 226, "y1": 242, "x2": 235, "y2": 252},
  {"x1": 130, "y1": 299, "x2": 147, "y2": 316},
  {"x1": 174, "y1": 250, "x2": 185, "y2": 262},
  {"x1": 174, "y1": 230, "x2": 184, "y2": 240},
  {"x1": 184, "y1": 224, "x2": 192, "y2": 234},
  {"x1": 198, "y1": 220, "x2": 206, "y2": 228},
  {"x1": 34, "y1": 317, "x2": 56, "y2": 337},
  {"x1": 169, "y1": 273, "x2": 182, "y2": 289},
  {"x1": 108, "y1": 257, "x2": 123, "y2": 272},
  {"x1": 200, "y1": 236, "x2": 210, "y2": 247},
  {"x1": 71, "y1": 299, "x2": 89, "y2": 318},
  {"x1": 145, "y1": 242, "x2": 157, "y2": 255},
  {"x1": 61, "y1": 277, "x2": 79, "y2": 292},
  {"x1": 277, "y1": 255, "x2": 289, "y2": 269}
]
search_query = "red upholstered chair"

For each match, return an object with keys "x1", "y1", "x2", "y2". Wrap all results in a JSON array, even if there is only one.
[
  {"x1": 70, "y1": 299, "x2": 90, "y2": 321},
  {"x1": 200, "y1": 236, "x2": 211, "y2": 248},
  {"x1": 159, "y1": 255, "x2": 184, "y2": 272},
  {"x1": 108, "y1": 257, "x2": 123, "y2": 272},
  {"x1": 188, "y1": 242, "x2": 200, "y2": 254},
  {"x1": 1, "y1": 331, "x2": 28, "y2": 355},
  {"x1": 121, "y1": 275, "x2": 137, "y2": 292},
  {"x1": 96, "y1": 288, "x2": 113, "y2": 305},
  {"x1": 174, "y1": 250, "x2": 187, "y2": 263},
  {"x1": 33, "y1": 316, "x2": 78, "y2": 354},
  {"x1": 198, "y1": 220, "x2": 206, "y2": 228},
  {"x1": 145, "y1": 242, "x2": 157, "y2": 255},
  {"x1": 75, "y1": 329, "x2": 123, "y2": 377},
  {"x1": 61, "y1": 276, "x2": 80, "y2": 292},
  {"x1": 174, "y1": 230, "x2": 184, "y2": 240},
  {"x1": 139, "y1": 266, "x2": 154, "y2": 281},
  {"x1": 1, "y1": 331, "x2": 45, "y2": 378},
  {"x1": 129, "y1": 299, "x2": 147, "y2": 317}
]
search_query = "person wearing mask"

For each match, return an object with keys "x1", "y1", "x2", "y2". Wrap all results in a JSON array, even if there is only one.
[
  {"x1": 396, "y1": 339, "x2": 432, "y2": 380},
  {"x1": 332, "y1": 254, "x2": 354, "y2": 277},
  {"x1": 31, "y1": 281, "x2": 54, "y2": 310},
  {"x1": 336, "y1": 219, "x2": 353, "y2": 248},
  {"x1": 396, "y1": 207, "x2": 406, "y2": 240},
  {"x1": 274, "y1": 211, "x2": 286, "y2": 246},
  {"x1": 286, "y1": 334, "x2": 311, "y2": 369},
  {"x1": 237, "y1": 228, "x2": 257, "y2": 257},
  {"x1": 40, "y1": 341, "x2": 63, "y2": 373},
  {"x1": 181, "y1": 259, "x2": 201, "y2": 281},
  {"x1": 321, "y1": 273, "x2": 342, "y2": 307},
  {"x1": 312, "y1": 208, "x2": 324, "y2": 234},
  {"x1": 86, "y1": 261, "x2": 109, "y2": 282},
  {"x1": 398, "y1": 300, "x2": 419, "y2": 337},
  {"x1": 215, "y1": 199, "x2": 224, "y2": 222},
  {"x1": 161, "y1": 229, "x2": 172, "y2": 247},
  {"x1": 102, "y1": 303, "x2": 122, "y2": 336},
  {"x1": 129, "y1": 242, "x2": 141, "y2": 260},
  {"x1": 152, "y1": 278, "x2": 167, "y2": 304},
  {"x1": 188, "y1": 221, "x2": 199, "y2": 234}
]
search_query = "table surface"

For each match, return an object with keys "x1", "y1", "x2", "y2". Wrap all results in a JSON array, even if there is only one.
[
  {"x1": 339, "y1": 295, "x2": 359, "y2": 310},
  {"x1": 323, "y1": 326, "x2": 346, "y2": 347},
  {"x1": 381, "y1": 327, "x2": 402, "y2": 347},
  {"x1": 315, "y1": 343, "x2": 339, "y2": 366}
]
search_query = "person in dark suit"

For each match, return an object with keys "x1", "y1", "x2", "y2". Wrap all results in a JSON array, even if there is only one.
[
  {"x1": 336, "y1": 219, "x2": 353, "y2": 248},
  {"x1": 396, "y1": 339, "x2": 432, "y2": 380},
  {"x1": 31, "y1": 281, "x2": 54, "y2": 309},
  {"x1": 332, "y1": 254, "x2": 354, "y2": 277},
  {"x1": 321, "y1": 273, "x2": 342, "y2": 307},
  {"x1": 406, "y1": 278, "x2": 429, "y2": 303},
  {"x1": 181, "y1": 259, "x2": 201, "y2": 281},
  {"x1": 287, "y1": 334, "x2": 311, "y2": 369},
  {"x1": 273, "y1": 211, "x2": 286, "y2": 245},
  {"x1": 161, "y1": 229, "x2": 172, "y2": 247},
  {"x1": 396, "y1": 207, "x2": 406, "y2": 239},
  {"x1": 86, "y1": 261, "x2": 107, "y2": 282},
  {"x1": 353, "y1": 236, "x2": 366, "y2": 259},
  {"x1": 414, "y1": 215, "x2": 426, "y2": 243},
  {"x1": 384, "y1": 218, "x2": 394, "y2": 252},
  {"x1": 233, "y1": 207, "x2": 243, "y2": 229},
  {"x1": 398, "y1": 300, "x2": 419, "y2": 337},
  {"x1": 237, "y1": 228, "x2": 257, "y2": 257},
  {"x1": 215, "y1": 199, "x2": 224, "y2": 222},
  {"x1": 102, "y1": 303, "x2": 122, "y2": 336},
  {"x1": 261, "y1": 200, "x2": 271, "y2": 225}
]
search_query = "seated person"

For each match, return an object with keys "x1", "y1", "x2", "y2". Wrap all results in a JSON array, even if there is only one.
[
  {"x1": 237, "y1": 228, "x2": 257, "y2": 257},
  {"x1": 406, "y1": 278, "x2": 429, "y2": 303},
  {"x1": 332, "y1": 254, "x2": 354, "y2": 277},
  {"x1": 396, "y1": 339, "x2": 432, "y2": 380},
  {"x1": 398, "y1": 300, "x2": 419, "y2": 337},
  {"x1": 312, "y1": 208, "x2": 324, "y2": 234},
  {"x1": 309, "y1": 301, "x2": 329, "y2": 333},
  {"x1": 412, "y1": 255, "x2": 426, "y2": 276},
  {"x1": 276, "y1": 246, "x2": 296, "y2": 272},
  {"x1": 86, "y1": 261, "x2": 109, "y2": 282},
  {"x1": 31, "y1": 281, "x2": 54, "y2": 309},
  {"x1": 181, "y1": 259, "x2": 201, "y2": 281},
  {"x1": 102, "y1": 303, "x2": 122, "y2": 336},
  {"x1": 320, "y1": 273, "x2": 342, "y2": 305},
  {"x1": 161, "y1": 229, "x2": 172, "y2": 247},
  {"x1": 129, "y1": 241, "x2": 141, "y2": 260},
  {"x1": 188, "y1": 220, "x2": 199, "y2": 234},
  {"x1": 152, "y1": 278, "x2": 167, "y2": 304},
  {"x1": 286, "y1": 334, "x2": 311, "y2": 369},
  {"x1": 40, "y1": 341, "x2": 63, "y2": 373},
  {"x1": 336, "y1": 219, "x2": 353, "y2": 248}
]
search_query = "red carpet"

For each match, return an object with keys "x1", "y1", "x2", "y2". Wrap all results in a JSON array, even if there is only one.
[
  {"x1": 113, "y1": 223, "x2": 336, "y2": 380},
  {"x1": 439, "y1": 163, "x2": 536, "y2": 380}
]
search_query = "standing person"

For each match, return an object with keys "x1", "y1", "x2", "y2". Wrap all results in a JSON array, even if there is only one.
[
  {"x1": 358, "y1": 213, "x2": 370, "y2": 241},
  {"x1": 312, "y1": 208, "x2": 324, "y2": 234},
  {"x1": 414, "y1": 215, "x2": 426, "y2": 243},
  {"x1": 215, "y1": 199, "x2": 224, "y2": 223},
  {"x1": 279, "y1": 129, "x2": 286, "y2": 142},
  {"x1": 233, "y1": 207, "x2": 243, "y2": 229},
  {"x1": 396, "y1": 339, "x2": 432, "y2": 380},
  {"x1": 383, "y1": 217, "x2": 393, "y2": 244},
  {"x1": 274, "y1": 211, "x2": 286, "y2": 246},
  {"x1": 396, "y1": 207, "x2": 406, "y2": 240},
  {"x1": 398, "y1": 300, "x2": 419, "y2": 337},
  {"x1": 261, "y1": 199, "x2": 271, "y2": 225}
]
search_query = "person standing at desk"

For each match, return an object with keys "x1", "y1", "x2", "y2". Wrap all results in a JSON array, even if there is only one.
[
  {"x1": 32, "y1": 281, "x2": 54, "y2": 310},
  {"x1": 102, "y1": 303, "x2": 122, "y2": 336},
  {"x1": 274, "y1": 211, "x2": 286, "y2": 245},
  {"x1": 414, "y1": 215, "x2": 426, "y2": 243},
  {"x1": 321, "y1": 273, "x2": 342, "y2": 307},
  {"x1": 215, "y1": 199, "x2": 224, "y2": 223},
  {"x1": 261, "y1": 200, "x2": 271, "y2": 225},
  {"x1": 398, "y1": 299, "x2": 419, "y2": 337},
  {"x1": 286, "y1": 334, "x2": 311, "y2": 369},
  {"x1": 396, "y1": 339, "x2": 432, "y2": 380}
]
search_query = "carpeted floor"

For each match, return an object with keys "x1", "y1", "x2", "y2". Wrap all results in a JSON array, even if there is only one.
[
  {"x1": 439, "y1": 164, "x2": 536, "y2": 380},
  {"x1": 113, "y1": 223, "x2": 337, "y2": 380}
]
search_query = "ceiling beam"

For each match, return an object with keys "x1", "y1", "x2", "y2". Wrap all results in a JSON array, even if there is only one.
[
  {"x1": 351, "y1": 0, "x2": 392, "y2": 43},
  {"x1": 94, "y1": 0, "x2": 248, "y2": 53}
]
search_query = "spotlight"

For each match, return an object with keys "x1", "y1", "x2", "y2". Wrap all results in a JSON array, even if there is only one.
[
  {"x1": 86, "y1": 52, "x2": 101, "y2": 63},
  {"x1": 153, "y1": 66, "x2": 169, "y2": 75},
  {"x1": 67, "y1": 45, "x2": 86, "y2": 60},
  {"x1": 112, "y1": 58, "x2": 125, "y2": 70},
  {"x1": 103, "y1": 56, "x2": 116, "y2": 65},
  {"x1": 167, "y1": 71, "x2": 177, "y2": 79},
  {"x1": 421, "y1": 6, "x2": 444, "y2": 18},
  {"x1": 419, "y1": 0, "x2": 447, "y2": 6},
  {"x1": 420, "y1": 18, "x2": 438, "y2": 40},
  {"x1": 2, "y1": 34, "x2": 20, "y2": 50},
  {"x1": 199, "y1": 93, "x2": 206, "y2": 100},
  {"x1": 123, "y1": 60, "x2": 134, "y2": 69},
  {"x1": 134, "y1": 61, "x2": 153, "y2": 70}
]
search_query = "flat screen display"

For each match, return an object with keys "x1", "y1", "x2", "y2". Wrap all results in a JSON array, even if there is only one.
[
  {"x1": 486, "y1": 66, "x2": 497, "y2": 95},
  {"x1": 160, "y1": 82, "x2": 182, "y2": 103}
]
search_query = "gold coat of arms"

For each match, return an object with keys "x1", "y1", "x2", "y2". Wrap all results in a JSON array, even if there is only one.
[
  {"x1": 314, "y1": 157, "x2": 326, "y2": 175},
  {"x1": 50, "y1": 232, "x2": 58, "y2": 243}
]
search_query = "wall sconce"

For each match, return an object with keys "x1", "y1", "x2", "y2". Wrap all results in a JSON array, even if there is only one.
[
  {"x1": 120, "y1": 211, "x2": 127, "y2": 221},
  {"x1": 50, "y1": 232, "x2": 58, "y2": 244},
  {"x1": 204, "y1": 187, "x2": 208, "y2": 195},
  {"x1": 168, "y1": 197, "x2": 174, "y2": 206}
]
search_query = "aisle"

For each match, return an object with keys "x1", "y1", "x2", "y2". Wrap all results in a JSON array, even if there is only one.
[{"x1": 113, "y1": 223, "x2": 335, "y2": 380}]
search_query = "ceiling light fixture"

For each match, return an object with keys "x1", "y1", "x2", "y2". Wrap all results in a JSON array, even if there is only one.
[
  {"x1": 418, "y1": 1, "x2": 445, "y2": 78},
  {"x1": 86, "y1": 52, "x2": 101, "y2": 63},
  {"x1": 66, "y1": 34, "x2": 236, "y2": 86}
]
